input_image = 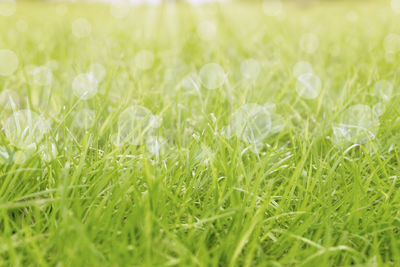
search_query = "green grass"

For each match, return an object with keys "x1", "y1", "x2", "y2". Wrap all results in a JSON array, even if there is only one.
[{"x1": 1, "y1": 1, "x2": 400, "y2": 266}]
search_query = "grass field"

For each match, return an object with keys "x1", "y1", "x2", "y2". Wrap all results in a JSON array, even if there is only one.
[{"x1": 1, "y1": 0, "x2": 400, "y2": 266}]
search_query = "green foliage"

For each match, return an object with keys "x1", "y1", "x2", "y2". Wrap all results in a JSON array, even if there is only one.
[{"x1": 0, "y1": 1, "x2": 399, "y2": 266}]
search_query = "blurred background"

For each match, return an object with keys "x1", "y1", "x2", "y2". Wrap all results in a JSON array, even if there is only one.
[{"x1": 2, "y1": 0, "x2": 382, "y2": 2}]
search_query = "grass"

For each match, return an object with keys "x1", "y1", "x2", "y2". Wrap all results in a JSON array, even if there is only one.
[{"x1": 1, "y1": 0, "x2": 400, "y2": 266}]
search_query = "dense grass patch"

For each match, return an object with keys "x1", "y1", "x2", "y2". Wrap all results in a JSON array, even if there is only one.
[{"x1": 1, "y1": 1, "x2": 400, "y2": 266}]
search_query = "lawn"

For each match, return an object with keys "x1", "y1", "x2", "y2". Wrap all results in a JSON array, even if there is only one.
[{"x1": 1, "y1": 0, "x2": 400, "y2": 266}]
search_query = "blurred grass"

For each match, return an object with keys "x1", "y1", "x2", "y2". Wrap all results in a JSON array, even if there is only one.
[{"x1": 0, "y1": 1, "x2": 400, "y2": 266}]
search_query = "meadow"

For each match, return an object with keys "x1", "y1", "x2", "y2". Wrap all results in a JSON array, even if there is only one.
[{"x1": 1, "y1": 0, "x2": 400, "y2": 266}]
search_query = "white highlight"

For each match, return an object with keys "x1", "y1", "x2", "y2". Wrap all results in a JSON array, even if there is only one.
[
  {"x1": 134, "y1": 50, "x2": 155, "y2": 70},
  {"x1": 230, "y1": 103, "x2": 272, "y2": 145},
  {"x1": 0, "y1": 49, "x2": 18, "y2": 76},
  {"x1": 262, "y1": 0, "x2": 283, "y2": 17},
  {"x1": 292, "y1": 61, "x2": 313, "y2": 78},
  {"x1": 116, "y1": 105, "x2": 159, "y2": 146},
  {"x1": 72, "y1": 18, "x2": 92, "y2": 39},
  {"x1": 199, "y1": 63, "x2": 225, "y2": 90},
  {"x1": 296, "y1": 73, "x2": 321, "y2": 99},
  {"x1": 4, "y1": 109, "x2": 50, "y2": 150},
  {"x1": 0, "y1": 0, "x2": 16, "y2": 17},
  {"x1": 197, "y1": 21, "x2": 217, "y2": 41},
  {"x1": 374, "y1": 80, "x2": 392, "y2": 102},
  {"x1": 240, "y1": 59, "x2": 260, "y2": 79},
  {"x1": 300, "y1": 33, "x2": 319, "y2": 54},
  {"x1": 73, "y1": 109, "x2": 96, "y2": 130},
  {"x1": 333, "y1": 104, "x2": 380, "y2": 145},
  {"x1": 72, "y1": 73, "x2": 99, "y2": 100}
]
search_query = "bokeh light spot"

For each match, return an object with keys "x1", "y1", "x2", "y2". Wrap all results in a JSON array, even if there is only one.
[
  {"x1": 30, "y1": 66, "x2": 53, "y2": 86},
  {"x1": 392, "y1": 0, "x2": 400, "y2": 13},
  {"x1": 89, "y1": 63, "x2": 107, "y2": 82},
  {"x1": 16, "y1": 19, "x2": 28, "y2": 32},
  {"x1": 134, "y1": 50, "x2": 155, "y2": 70},
  {"x1": 240, "y1": 58, "x2": 260, "y2": 79},
  {"x1": 0, "y1": 49, "x2": 18, "y2": 76},
  {"x1": 333, "y1": 104, "x2": 379, "y2": 145},
  {"x1": 117, "y1": 105, "x2": 159, "y2": 145},
  {"x1": 55, "y1": 5, "x2": 68, "y2": 16},
  {"x1": 384, "y1": 34, "x2": 400, "y2": 54},
  {"x1": 300, "y1": 33, "x2": 319, "y2": 54},
  {"x1": 4, "y1": 109, "x2": 50, "y2": 150},
  {"x1": 373, "y1": 102, "x2": 386, "y2": 118},
  {"x1": 0, "y1": 146, "x2": 11, "y2": 165},
  {"x1": 374, "y1": 80, "x2": 392, "y2": 101},
  {"x1": 180, "y1": 72, "x2": 200, "y2": 93},
  {"x1": 110, "y1": 3, "x2": 131, "y2": 19},
  {"x1": 72, "y1": 73, "x2": 98, "y2": 100},
  {"x1": 0, "y1": 89, "x2": 19, "y2": 110},
  {"x1": 230, "y1": 103, "x2": 272, "y2": 145},
  {"x1": 39, "y1": 142, "x2": 58, "y2": 162},
  {"x1": 197, "y1": 21, "x2": 217, "y2": 41},
  {"x1": 73, "y1": 109, "x2": 96, "y2": 130},
  {"x1": 72, "y1": 18, "x2": 92, "y2": 39},
  {"x1": 146, "y1": 136, "x2": 167, "y2": 157},
  {"x1": 292, "y1": 61, "x2": 313, "y2": 78},
  {"x1": 199, "y1": 63, "x2": 225, "y2": 90},
  {"x1": 262, "y1": 0, "x2": 283, "y2": 17},
  {"x1": 0, "y1": 0, "x2": 16, "y2": 17},
  {"x1": 296, "y1": 73, "x2": 321, "y2": 99},
  {"x1": 346, "y1": 11, "x2": 358, "y2": 22}
]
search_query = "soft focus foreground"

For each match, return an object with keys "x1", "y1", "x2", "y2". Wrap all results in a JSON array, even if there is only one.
[{"x1": 1, "y1": 1, "x2": 400, "y2": 266}]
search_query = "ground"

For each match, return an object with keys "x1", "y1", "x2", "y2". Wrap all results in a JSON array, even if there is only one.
[{"x1": 0, "y1": 1, "x2": 400, "y2": 266}]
